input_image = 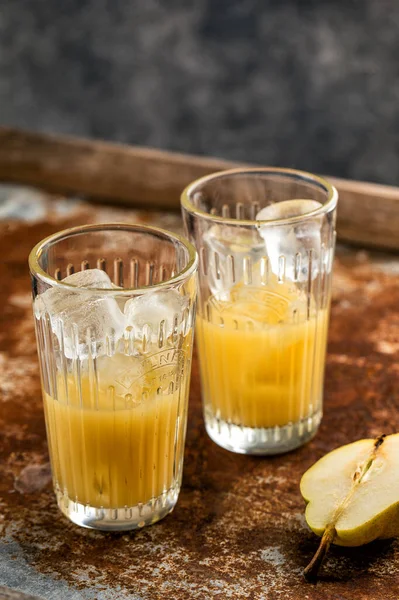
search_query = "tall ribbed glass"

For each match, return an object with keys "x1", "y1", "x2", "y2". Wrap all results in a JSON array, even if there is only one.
[
  {"x1": 29, "y1": 224, "x2": 198, "y2": 530},
  {"x1": 181, "y1": 168, "x2": 337, "y2": 455}
]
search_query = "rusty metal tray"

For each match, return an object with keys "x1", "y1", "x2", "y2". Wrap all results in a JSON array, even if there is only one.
[{"x1": 1, "y1": 130, "x2": 399, "y2": 600}]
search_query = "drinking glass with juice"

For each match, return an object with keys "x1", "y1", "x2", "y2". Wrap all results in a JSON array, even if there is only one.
[
  {"x1": 182, "y1": 169, "x2": 337, "y2": 455},
  {"x1": 30, "y1": 224, "x2": 198, "y2": 530}
]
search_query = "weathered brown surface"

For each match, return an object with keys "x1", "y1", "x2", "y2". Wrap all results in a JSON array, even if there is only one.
[{"x1": 1, "y1": 192, "x2": 399, "y2": 599}]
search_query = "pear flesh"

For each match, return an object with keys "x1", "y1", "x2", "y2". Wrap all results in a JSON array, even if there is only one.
[{"x1": 300, "y1": 434, "x2": 399, "y2": 579}]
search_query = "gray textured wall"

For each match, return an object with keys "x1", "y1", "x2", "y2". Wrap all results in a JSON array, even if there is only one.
[{"x1": 1, "y1": 0, "x2": 399, "y2": 185}]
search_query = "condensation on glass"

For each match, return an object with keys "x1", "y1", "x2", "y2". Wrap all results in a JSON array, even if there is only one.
[
  {"x1": 181, "y1": 168, "x2": 338, "y2": 455},
  {"x1": 29, "y1": 224, "x2": 198, "y2": 530}
]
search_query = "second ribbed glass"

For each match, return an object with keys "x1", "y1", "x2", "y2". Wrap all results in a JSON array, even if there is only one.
[
  {"x1": 182, "y1": 168, "x2": 338, "y2": 455},
  {"x1": 29, "y1": 224, "x2": 198, "y2": 530}
]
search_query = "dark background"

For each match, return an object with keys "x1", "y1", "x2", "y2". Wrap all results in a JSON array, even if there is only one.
[{"x1": 1, "y1": 0, "x2": 399, "y2": 185}]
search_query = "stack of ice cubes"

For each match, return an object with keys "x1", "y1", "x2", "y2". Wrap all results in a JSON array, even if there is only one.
[
  {"x1": 203, "y1": 224, "x2": 266, "y2": 297},
  {"x1": 203, "y1": 198, "x2": 324, "y2": 298},
  {"x1": 256, "y1": 199, "x2": 324, "y2": 282},
  {"x1": 35, "y1": 268, "x2": 188, "y2": 360}
]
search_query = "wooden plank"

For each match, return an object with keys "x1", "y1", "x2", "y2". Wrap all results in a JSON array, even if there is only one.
[
  {"x1": 0, "y1": 127, "x2": 234, "y2": 208},
  {"x1": 0, "y1": 586, "x2": 43, "y2": 600},
  {"x1": 1, "y1": 126, "x2": 399, "y2": 251},
  {"x1": 327, "y1": 176, "x2": 399, "y2": 251}
]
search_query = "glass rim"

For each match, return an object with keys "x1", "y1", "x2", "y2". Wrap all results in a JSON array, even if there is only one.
[
  {"x1": 181, "y1": 167, "x2": 338, "y2": 227},
  {"x1": 29, "y1": 222, "x2": 198, "y2": 295}
]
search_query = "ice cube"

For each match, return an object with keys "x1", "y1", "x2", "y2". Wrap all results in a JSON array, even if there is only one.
[
  {"x1": 256, "y1": 199, "x2": 321, "y2": 222},
  {"x1": 203, "y1": 224, "x2": 265, "y2": 296},
  {"x1": 35, "y1": 269, "x2": 126, "y2": 359},
  {"x1": 256, "y1": 200, "x2": 323, "y2": 282},
  {"x1": 61, "y1": 269, "x2": 117, "y2": 289},
  {"x1": 96, "y1": 353, "x2": 144, "y2": 401},
  {"x1": 124, "y1": 289, "x2": 188, "y2": 344}
]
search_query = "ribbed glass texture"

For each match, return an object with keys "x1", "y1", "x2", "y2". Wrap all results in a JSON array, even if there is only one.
[
  {"x1": 181, "y1": 169, "x2": 337, "y2": 455},
  {"x1": 29, "y1": 224, "x2": 198, "y2": 530}
]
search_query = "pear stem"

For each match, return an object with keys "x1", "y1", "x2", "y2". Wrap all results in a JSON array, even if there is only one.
[
  {"x1": 304, "y1": 524, "x2": 336, "y2": 582},
  {"x1": 303, "y1": 434, "x2": 386, "y2": 582}
]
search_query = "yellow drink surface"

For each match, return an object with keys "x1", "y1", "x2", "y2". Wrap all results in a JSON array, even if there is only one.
[
  {"x1": 44, "y1": 350, "x2": 189, "y2": 509},
  {"x1": 197, "y1": 283, "x2": 328, "y2": 428}
]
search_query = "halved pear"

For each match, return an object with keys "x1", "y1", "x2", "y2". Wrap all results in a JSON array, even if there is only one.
[{"x1": 300, "y1": 433, "x2": 399, "y2": 580}]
